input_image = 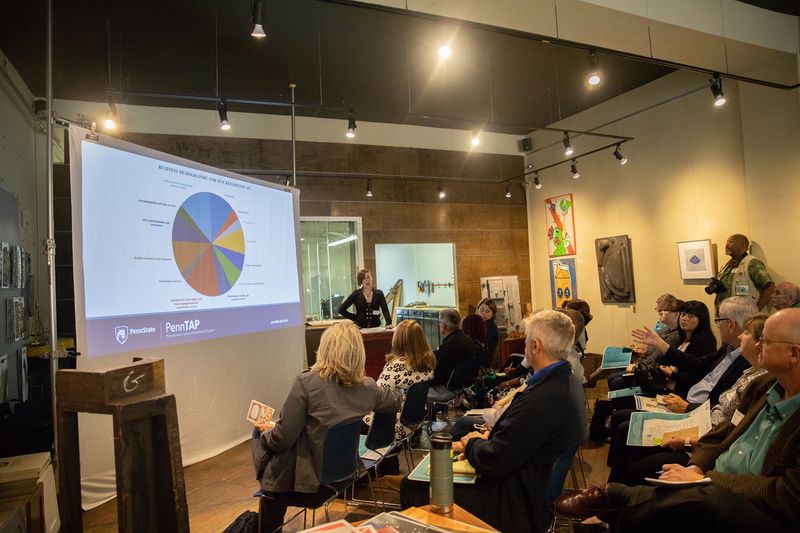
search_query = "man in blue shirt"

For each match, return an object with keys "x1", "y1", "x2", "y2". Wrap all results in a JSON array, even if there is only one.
[{"x1": 557, "y1": 308, "x2": 800, "y2": 533}]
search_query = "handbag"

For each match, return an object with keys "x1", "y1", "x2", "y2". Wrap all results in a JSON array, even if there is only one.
[{"x1": 633, "y1": 359, "x2": 667, "y2": 393}]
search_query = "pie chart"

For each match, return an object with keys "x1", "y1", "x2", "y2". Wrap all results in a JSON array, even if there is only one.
[{"x1": 172, "y1": 192, "x2": 245, "y2": 296}]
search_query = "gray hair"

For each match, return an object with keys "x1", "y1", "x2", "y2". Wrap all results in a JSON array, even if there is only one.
[
  {"x1": 439, "y1": 308, "x2": 461, "y2": 331},
  {"x1": 527, "y1": 309, "x2": 575, "y2": 359},
  {"x1": 719, "y1": 296, "x2": 758, "y2": 329}
]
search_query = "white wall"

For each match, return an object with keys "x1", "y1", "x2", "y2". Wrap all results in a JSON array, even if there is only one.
[
  {"x1": 376, "y1": 243, "x2": 456, "y2": 307},
  {"x1": 525, "y1": 69, "x2": 800, "y2": 351}
]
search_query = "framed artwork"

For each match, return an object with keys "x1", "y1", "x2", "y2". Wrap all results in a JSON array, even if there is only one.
[
  {"x1": 595, "y1": 235, "x2": 635, "y2": 304},
  {"x1": 677, "y1": 239, "x2": 714, "y2": 280},
  {"x1": 545, "y1": 194, "x2": 576, "y2": 257},
  {"x1": 549, "y1": 258, "x2": 577, "y2": 308},
  {"x1": 0, "y1": 242, "x2": 9, "y2": 288}
]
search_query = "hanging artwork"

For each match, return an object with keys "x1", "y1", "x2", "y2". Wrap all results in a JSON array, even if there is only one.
[
  {"x1": 545, "y1": 194, "x2": 576, "y2": 257},
  {"x1": 676, "y1": 239, "x2": 714, "y2": 280},
  {"x1": 595, "y1": 234, "x2": 636, "y2": 304},
  {"x1": 549, "y1": 258, "x2": 577, "y2": 308},
  {"x1": 0, "y1": 242, "x2": 9, "y2": 289}
]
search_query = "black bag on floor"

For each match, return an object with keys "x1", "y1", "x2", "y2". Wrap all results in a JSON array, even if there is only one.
[
  {"x1": 589, "y1": 399, "x2": 613, "y2": 441},
  {"x1": 222, "y1": 510, "x2": 258, "y2": 533}
]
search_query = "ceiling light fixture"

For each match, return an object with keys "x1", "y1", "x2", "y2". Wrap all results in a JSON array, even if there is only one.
[
  {"x1": 366, "y1": 179, "x2": 373, "y2": 197},
  {"x1": 587, "y1": 51, "x2": 600, "y2": 86},
  {"x1": 438, "y1": 45, "x2": 452, "y2": 60},
  {"x1": 563, "y1": 132, "x2": 573, "y2": 157},
  {"x1": 103, "y1": 98, "x2": 118, "y2": 130},
  {"x1": 534, "y1": 172, "x2": 542, "y2": 189},
  {"x1": 709, "y1": 73, "x2": 726, "y2": 107},
  {"x1": 437, "y1": 183, "x2": 446, "y2": 199},
  {"x1": 571, "y1": 160, "x2": 580, "y2": 179},
  {"x1": 505, "y1": 184, "x2": 511, "y2": 198},
  {"x1": 218, "y1": 99, "x2": 231, "y2": 131},
  {"x1": 346, "y1": 109, "x2": 356, "y2": 138},
  {"x1": 471, "y1": 129, "x2": 480, "y2": 146},
  {"x1": 251, "y1": 1, "x2": 266, "y2": 38},
  {"x1": 613, "y1": 144, "x2": 628, "y2": 165}
]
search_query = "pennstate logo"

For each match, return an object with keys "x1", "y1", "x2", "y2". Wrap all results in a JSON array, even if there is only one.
[{"x1": 115, "y1": 326, "x2": 129, "y2": 345}]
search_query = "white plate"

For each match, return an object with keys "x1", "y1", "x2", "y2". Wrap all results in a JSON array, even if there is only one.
[{"x1": 644, "y1": 477, "x2": 712, "y2": 487}]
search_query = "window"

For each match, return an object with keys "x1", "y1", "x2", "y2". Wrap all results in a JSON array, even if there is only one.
[{"x1": 300, "y1": 217, "x2": 363, "y2": 321}]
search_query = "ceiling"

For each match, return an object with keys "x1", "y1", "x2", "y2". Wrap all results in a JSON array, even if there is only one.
[{"x1": 0, "y1": 0, "x2": 681, "y2": 135}]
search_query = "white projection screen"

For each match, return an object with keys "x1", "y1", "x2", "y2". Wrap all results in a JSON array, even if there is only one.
[{"x1": 67, "y1": 126, "x2": 306, "y2": 508}]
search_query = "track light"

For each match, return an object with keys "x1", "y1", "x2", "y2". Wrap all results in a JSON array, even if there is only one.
[
  {"x1": 346, "y1": 109, "x2": 356, "y2": 138},
  {"x1": 613, "y1": 144, "x2": 628, "y2": 165},
  {"x1": 366, "y1": 179, "x2": 373, "y2": 198},
  {"x1": 534, "y1": 172, "x2": 542, "y2": 189},
  {"x1": 571, "y1": 160, "x2": 580, "y2": 179},
  {"x1": 471, "y1": 130, "x2": 480, "y2": 147},
  {"x1": 251, "y1": 1, "x2": 266, "y2": 38},
  {"x1": 505, "y1": 184, "x2": 511, "y2": 198},
  {"x1": 437, "y1": 183, "x2": 446, "y2": 199},
  {"x1": 709, "y1": 73, "x2": 726, "y2": 107},
  {"x1": 587, "y1": 51, "x2": 600, "y2": 86},
  {"x1": 438, "y1": 45, "x2": 452, "y2": 60},
  {"x1": 102, "y1": 99, "x2": 118, "y2": 130},
  {"x1": 563, "y1": 132, "x2": 573, "y2": 157},
  {"x1": 218, "y1": 100, "x2": 231, "y2": 131}
]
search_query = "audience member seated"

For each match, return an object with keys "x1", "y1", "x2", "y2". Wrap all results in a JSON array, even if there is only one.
[
  {"x1": 476, "y1": 298, "x2": 499, "y2": 366},
  {"x1": 631, "y1": 300, "x2": 717, "y2": 398},
  {"x1": 612, "y1": 314, "x2": 772, "y2": 487},
  {"x1": 431, "y1": 308, "x2": 476, "y2": 386},
  {"x1": 461, "y1": 313, "x2": 489, "y2": 368},
  {"x1": 400, "y1": 310, "x2": 587, "y2": 532},
  {"x1": 607, "y1": 297, "x2": 756, "y2": 482},
  {"x1": 556, "y1": 308, "x2": 800, "y2": 533},
  {"x1": 562, "y1": 298, "x2": 593, "y2": 357},
  {"x1": 251, "y1": 322, "x2": 401, "y2": 533},
  {"x1": 556, "y1": 307, "x2": 587, "y2": 384},
  {"x1": 770, "y1": 281, "x2": 800, "y2": 311},
  {"x1": 364, "y1": 319, "x2": 435, "y2": 441}
]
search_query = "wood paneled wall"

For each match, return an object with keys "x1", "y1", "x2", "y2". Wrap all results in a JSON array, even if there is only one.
[{"x1": 113, "y1": 133, "x2": 531, "y2": 316}]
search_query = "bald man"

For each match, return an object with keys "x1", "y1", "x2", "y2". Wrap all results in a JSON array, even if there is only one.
[
  {"x1": 714, "y1": 234, "x2": 774, "y2": 311},
  {"x1": 770, "y1": 281, "x2": 800, "y2": 311}
]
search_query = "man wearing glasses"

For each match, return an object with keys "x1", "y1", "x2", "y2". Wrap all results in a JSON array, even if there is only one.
[{"x1": 557, "y1": 308, "x2": 800, "y2": 532}]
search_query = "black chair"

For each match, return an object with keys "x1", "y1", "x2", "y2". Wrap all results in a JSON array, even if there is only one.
[
  {"x1": 351, "y1": 410, "x2": 397, "y2": 511},
  {"x1": 427, "y1": 357, "x2": 481, "y2": 429},
  {"x1": 546, "y1": 443, "x2": 581, "y2": 533},
  {"x1": 397, "y1": 380, "x2": 432, "y2": 468},
  {"x1": 254, "y1": 418, "x2": 363, "y2": 532}
]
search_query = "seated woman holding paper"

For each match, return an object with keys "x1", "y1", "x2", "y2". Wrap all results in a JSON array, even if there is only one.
[
  {"x1": 364, "y1": 319, "x2": 435, "y2": 440},
  {"x1": 631, "y1": 300, "x2": 717, "y2": 397},
  {"x1": 251, "y1": 321, "x2": 401, "y2": 533}
]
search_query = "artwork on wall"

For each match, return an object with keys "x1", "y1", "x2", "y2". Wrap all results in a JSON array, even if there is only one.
[
  {"x1": 0, "y1": 242, "x2": 9, "y2": 288},
  {"x1": 13, "y1": 245, "x2": 24, "y2": 289},
  {"x1": 595, "y1": 234, "x2": 635, "y2": 304},
  {"x1": 545, "y1": 194, "x2": 576, "y2": 257},
  {"x1": 676, "y1": 239, "x2": 714, "y2": 280},
  {"x1": 6, "y1": 297, "x2": 25, "y2": 342},
  {"x1": 549, "y1": 258, "x2": 577, "y2": 308}
]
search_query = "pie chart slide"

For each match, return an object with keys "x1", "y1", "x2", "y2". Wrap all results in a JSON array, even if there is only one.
[{"x1": 172, "y1": 192, "x2": 245, "y2": 296}]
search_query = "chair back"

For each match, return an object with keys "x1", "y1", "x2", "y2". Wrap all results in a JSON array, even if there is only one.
[
  {"x1": 399, "y1": 380, "x2": 432, "y2": 427},
  {"x1": 504, "y1": 353, "x2": 525, "y2": 369},
  {"x1": 545, "y1": 444, "x2": 579, "y2": 504},
  {"x1": 446, "y1": 357, "x2": 480, "y2": 391},
  {"x1": 365, "y1": 411, "x2": 396, "y2": 451},
  {"x1": 320, "y1": 418, "x2": 362, "y2": 485}
]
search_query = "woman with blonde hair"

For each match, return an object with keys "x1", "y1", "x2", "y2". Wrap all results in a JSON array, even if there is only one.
[
  {"x1": 251, "y1": 321, "x2": 400, "y2": 532},
  {"x1": 365, "y1": 319, "x2": 435, "y2": 441}
]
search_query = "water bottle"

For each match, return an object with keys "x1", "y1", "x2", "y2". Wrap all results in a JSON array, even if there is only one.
[{"x1": 429, "y1": 432, "x2": 454, "y2": 513}]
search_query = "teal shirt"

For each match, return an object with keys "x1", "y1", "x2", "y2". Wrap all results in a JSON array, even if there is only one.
[{"x1": 715, "y1": 383, "x2": 800, "y2": 475}]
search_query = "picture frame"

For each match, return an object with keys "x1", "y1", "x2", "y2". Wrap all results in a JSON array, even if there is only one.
[
  {"x1": 545, "y1": 194, "x2": 576, "y2": 257},
  {"x1": 549, "y1": 258, "x2": 577, "y2": 308},
  {"x1": 676, "y1": 239, "x2": 714, "y2": 280}
]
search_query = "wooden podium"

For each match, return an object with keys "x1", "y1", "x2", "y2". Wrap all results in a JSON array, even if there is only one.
[{"x1": 56, "y1": 358, "x2": 189, "y2": 532}]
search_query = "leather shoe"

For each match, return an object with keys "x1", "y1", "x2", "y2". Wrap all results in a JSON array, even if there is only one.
[{"x1": 555, "y1": 485, "x2": 615, "y2": 519}]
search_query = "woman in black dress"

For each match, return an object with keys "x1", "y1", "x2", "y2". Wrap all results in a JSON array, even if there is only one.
[{"x1": 338, "y1": 269, "x2": 393, "y2": 329}]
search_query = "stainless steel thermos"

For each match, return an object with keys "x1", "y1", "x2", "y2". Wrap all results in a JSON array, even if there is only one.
[{"x1": 429, "y1": 432, "x2": 454, "y2": 513}]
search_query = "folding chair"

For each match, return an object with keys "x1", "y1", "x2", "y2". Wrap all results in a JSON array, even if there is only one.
[
  {"x1": 396, "y1": 380, "x2": 432, "y2": 468},
  {"x1": 350, "y1": 410, "x2": 397, "y2": 511},
  {"x1": 254, "y1": 418, "x2": 362, "y2": 532},
  {"x1": 427, "y1": 357, "x2": 480, "y2": 430}
]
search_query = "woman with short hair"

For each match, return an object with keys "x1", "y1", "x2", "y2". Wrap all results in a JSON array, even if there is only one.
[{"x1": 251, "y1": 321, "x2": 400, "y2": 532}]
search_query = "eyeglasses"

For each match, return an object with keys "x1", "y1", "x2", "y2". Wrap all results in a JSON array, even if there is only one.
[
  {"x1": 713, "y1": 317, "x2": 732, "y2": 323},
  {"x1": 758, "y1": 336, "x2": 798, "y2": 348}
]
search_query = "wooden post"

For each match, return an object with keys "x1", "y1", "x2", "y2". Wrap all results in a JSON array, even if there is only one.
[{"x1": 56, "y1": 358, "x2": 189, "y2": 532}]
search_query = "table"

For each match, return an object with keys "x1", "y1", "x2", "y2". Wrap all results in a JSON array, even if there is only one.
[{"x1": 354, "y1": 504, "x2": 497, "y2": 532}]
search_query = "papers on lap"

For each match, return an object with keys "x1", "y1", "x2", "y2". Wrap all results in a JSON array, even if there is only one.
[
  {"x1": 245, "y1": 400, "x2": 275, "y2": 426},
  {"x1": 601, "y1": 346, "x2": 633, "y2": 370},
  {"x1": 408, "y1": 453, "x2": 478, "y2": 484},
  {"x1": 626, "y1": 401, "x2": 712, "y2": 446},
  {"x1": 607, "y1": 386, "x2": 642, "y2": 399},
  {"x1": 634, "y1": 395, "x2": 671, "y2": 413}
]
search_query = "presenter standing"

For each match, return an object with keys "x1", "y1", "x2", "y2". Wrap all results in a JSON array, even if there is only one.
[{"x1": 338, "y1": 269, "x2": 393, "y2": 329}]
